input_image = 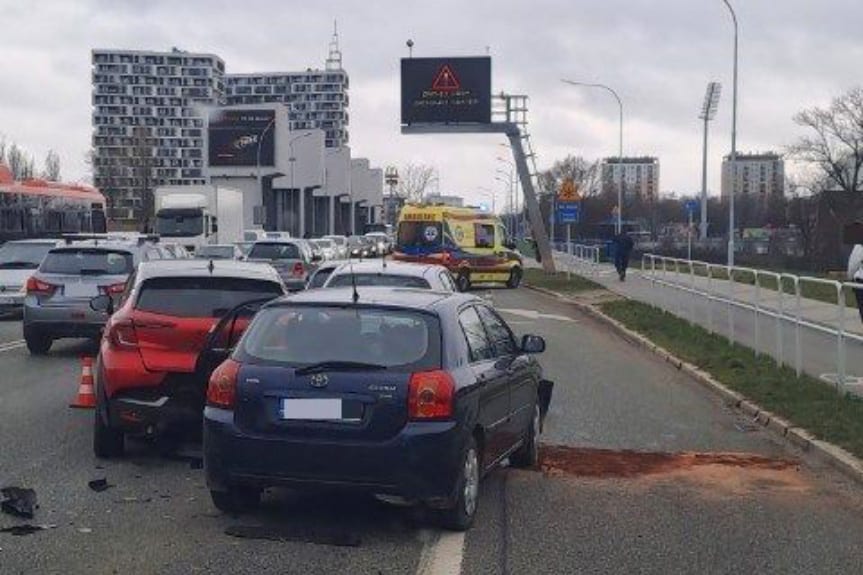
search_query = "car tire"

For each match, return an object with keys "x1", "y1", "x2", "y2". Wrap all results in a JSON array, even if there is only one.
[
  {"x1": 510, "y1": 402, "x2": 541, "y2": 469},
  {"x1": 210, "y1": 486, "x2": 262, "y2": 513},
  {"x1": 93, "y1": 403, "x2": 125, "y2": 458},
  {"x1": 506, "y1": 267, "x2": 523, "y2": 289},
  {"x1": 24, "y1": 328, "x2": 52, "y2": 355},
  {"x1": 435, "y1": 435, "x2": 480, "y2": 531},
  {"x1": 456, "y1": 271, "x2": 472, "y2": 293}
]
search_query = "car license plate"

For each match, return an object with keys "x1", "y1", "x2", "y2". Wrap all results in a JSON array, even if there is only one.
[
  {"x1": 280, "y1": 398, "x2": 343, "y2": 421},
  {"x1": 65, "y1": 283, "x2": 93, "y2": 298}
]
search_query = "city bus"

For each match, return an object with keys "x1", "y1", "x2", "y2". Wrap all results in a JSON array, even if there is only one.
[
  {"x1": 392, "y1": 203, "x2": 522, "y2": 291},
  {"x1": 0, "y1": 165, "x2": 107, "y2": 243}
]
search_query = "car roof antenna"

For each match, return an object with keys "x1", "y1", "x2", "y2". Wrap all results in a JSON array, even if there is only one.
[{"x1": 350, "y1": 260, "x2": 359, "y2": 303}]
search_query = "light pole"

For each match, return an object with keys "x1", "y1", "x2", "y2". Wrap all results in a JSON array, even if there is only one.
[
  {"x1": 561, "y1": 79, "x2": 624, "y2": 234},
  {"x1": 497, "y1": 157, "x2": 516, "y2": 236},
  {"x1": 255, "y1": 117, "x2": 277, "y2": 229},
  {"x1": 721, "y1": 0, "x2": 739, "y2": 266},
  {"x1": 699, "y1": 82, "x2": 722, "y2": 241},
  {"x1": 495, "y1": 167, "x2": 514, "y2": 235},
  {"x1": 288, "y1": 131, "x2": 313, "y2": 236}
]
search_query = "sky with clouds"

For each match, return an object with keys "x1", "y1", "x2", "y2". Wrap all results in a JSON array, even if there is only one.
[{"x1": 1, "y1": 0, "x2": 861, "y2": 207}]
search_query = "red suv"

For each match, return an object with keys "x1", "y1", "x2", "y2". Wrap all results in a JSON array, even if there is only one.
[{"x1": 91, "y1": 259, "x2": 287, "y2": 457}]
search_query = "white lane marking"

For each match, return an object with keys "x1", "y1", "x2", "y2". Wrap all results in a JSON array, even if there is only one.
[
  {"x1": 0, "y1": 340, "x2": 25, "y2": 353},
  {"x1": 497, "y1": 308, "x2": 577, "y2": 323},
  {"x1": 416, "y1": 529, "x2": 466, "y2": 575}
]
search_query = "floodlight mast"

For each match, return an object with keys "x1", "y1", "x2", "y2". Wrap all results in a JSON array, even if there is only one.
[{"x1": 698, "y1": 81, "x2": 722, "y2": 241}]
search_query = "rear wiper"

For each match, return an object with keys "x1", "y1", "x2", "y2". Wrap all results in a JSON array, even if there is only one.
[
  {"x1": 295, "y1": 361, "x2": 387, "y2": 376},
  {"x1": 78, "y1": 268, "x2": 110, "y2": 275}
]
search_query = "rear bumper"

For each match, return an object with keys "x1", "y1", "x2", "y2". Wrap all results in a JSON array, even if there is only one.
[
  {"x1": 108, "y1": 393, "x2": 202, "y2": 435},
  {"x1": 24, "y1": 301, "x2": 108, "y2": 337},
  {"x1": 0, "y1": 293, "x2": 24, "y2": 314},
  {"x1": 203, "y1": 409, "x2": 466, "y2": 505}
]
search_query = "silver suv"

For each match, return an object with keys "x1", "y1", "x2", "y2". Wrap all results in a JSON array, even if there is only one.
[
  {"x1": 22, "y1": 236, "x2": 169, "y2": 354},
  {"x1": 0, "y1": 239, "x2": 65, "y2": 316}
]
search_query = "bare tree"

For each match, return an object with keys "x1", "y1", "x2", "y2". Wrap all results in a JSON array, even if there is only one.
[
  {"x1": 131, "y1": 126, "x2": 157, "y2": 227},
  {"x1": 789, "y1": 87, "x2": 863, "y2": 193},
  {"x1": 43, "y1": 149, "x2": 61, "y2": 181},
  {"x1": 395, "y1": 163, "x2": 439, "y2": 202},
  {"x1": 538, "y1": 155, "x2": 601, "y2": 198},
  {"x1": 6, "y1": 144, "x2": 28, "y2": 180}
]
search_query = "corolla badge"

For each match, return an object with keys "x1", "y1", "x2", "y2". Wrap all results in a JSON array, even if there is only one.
[{"x1": 309, "y1": 373, "x2": 329, "y2": 388}]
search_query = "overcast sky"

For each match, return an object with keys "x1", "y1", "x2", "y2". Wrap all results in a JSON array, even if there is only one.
[{"x1": 1, "y1": 0, "x2": 861, "y2": 207}]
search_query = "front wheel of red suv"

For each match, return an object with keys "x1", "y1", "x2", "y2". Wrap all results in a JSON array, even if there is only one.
[{"x1": 210, "y1": 486, "x2": 262, "y2": 513}]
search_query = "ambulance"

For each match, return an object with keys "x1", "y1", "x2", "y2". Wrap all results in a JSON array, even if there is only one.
[{"x1": 392, "y1": 204, "x2": 523, "y2": 291}]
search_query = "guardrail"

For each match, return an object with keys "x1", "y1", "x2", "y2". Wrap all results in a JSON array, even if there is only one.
[
  {"x1": 640, "y1": 253, "x2": 862, "y2": 391},
  {"x1": 553, "y1": 243, "x2": 601, "y2": 279}
]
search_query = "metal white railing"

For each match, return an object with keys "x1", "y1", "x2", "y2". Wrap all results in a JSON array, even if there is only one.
[
  {"x1": 553, "y1": 243, "x2": 601, "y2": 278},
  {"x1": 640, "y1": 253, "x2": 862, "y2": 391}
]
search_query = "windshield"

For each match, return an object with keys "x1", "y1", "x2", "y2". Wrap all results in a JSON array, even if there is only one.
[
  {"x1": 40, "y1": 249, "x2": 133, "y2": 275},
  {"x1": 197, "y1": 246, "x2": 235, "y2": 259},
  {"x1": 398, "y1": 221, "x2": 442, "y2": 249},
  {"x1": 155, "y1": 209, "x2": 204, "y2": 237},
  {"x1": 247, "y1": 242, "x2": 301, "y2": 260},
  {"x1": 136, "y1": 277, "x2": 283, "y2": 318},
  {"x1": 0, "y1": 242, "x2": 55, "y2": 270},
  {"x1": 326, "y1": 273, "x2": 430, "y2": 289},
  {"x1": 239, "y1": 305, "x2": 441, "y2": 371}
]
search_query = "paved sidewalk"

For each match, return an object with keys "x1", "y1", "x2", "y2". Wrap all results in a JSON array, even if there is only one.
[{"x1": 527, "y1": 252, "x2": 863, "y2": 390}]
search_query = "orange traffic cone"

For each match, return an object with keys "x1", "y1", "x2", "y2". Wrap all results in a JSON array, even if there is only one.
[{"x1": 70, "y1": 357, "x2": 97, "y2": 409}]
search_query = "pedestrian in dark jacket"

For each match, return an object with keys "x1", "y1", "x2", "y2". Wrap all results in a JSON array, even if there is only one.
[{"x1": 614, "y1": 230, "x2": 634, "y2": 281}]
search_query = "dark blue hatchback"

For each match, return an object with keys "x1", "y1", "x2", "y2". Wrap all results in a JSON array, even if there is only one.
[{"x1": 202, "y1": 287, "x2": 550, "y2": 530}]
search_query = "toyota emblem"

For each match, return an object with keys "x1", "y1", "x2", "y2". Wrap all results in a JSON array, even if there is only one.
[{"x1": 309, "y1": 373, "x2": 329, "y2": 388}]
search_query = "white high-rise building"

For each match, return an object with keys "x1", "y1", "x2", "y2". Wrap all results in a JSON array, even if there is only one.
[
  {"x1": 721, "y1": 152, "x2": 785, "y2": 199},
  {"x1": 601, "y1": 157, "x2": 660, "y2": 201},
  {"x1": 223, "y1": 29, "x2": 349, "y2": 148},
  {"x1": 91, "y1": 48, "x2": 225, "y2": 221}
]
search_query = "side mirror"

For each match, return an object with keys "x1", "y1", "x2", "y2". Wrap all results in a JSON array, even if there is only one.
[
  {"x1": 505, "y1": 240, "x2": 517, "y2": 251},
  {"x1": 312, "y1": 254, "x2": 323, "y2": 263},
  {"x1": 521, "y1": 334, "x2": 546, "y2": 354},
  {"x1": 90, "y1": 294, "x2": 114, "y2": 315}
]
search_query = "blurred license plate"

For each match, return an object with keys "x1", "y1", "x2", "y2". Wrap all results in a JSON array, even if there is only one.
[{"x1": 280, "y1": 398, "x2": 343, "y2": 421}]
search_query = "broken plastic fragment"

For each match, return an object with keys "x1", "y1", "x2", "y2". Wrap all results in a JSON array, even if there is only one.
[
  {"x1": 0, "y1": 487, "x2": 37, "y2": 519},
  {"x1": 88, "y1": 479, "x2": 113, "y2": 493}
]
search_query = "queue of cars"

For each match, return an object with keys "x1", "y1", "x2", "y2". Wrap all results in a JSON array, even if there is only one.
[{"x1": 1, "y1": 225, "x2": 549, "y2": 531}]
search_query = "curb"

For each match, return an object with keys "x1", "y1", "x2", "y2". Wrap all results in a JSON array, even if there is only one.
[{"x1": 524, "y1": 282, "x2": 863, "y2": 487}]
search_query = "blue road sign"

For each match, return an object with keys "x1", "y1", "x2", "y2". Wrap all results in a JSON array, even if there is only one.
[
  {"x1": 557, "y1": 201, "x2": 580, "y2": 224},
  {"x1": 684, "y1": 200, "x2": 699, "y2": 215}
]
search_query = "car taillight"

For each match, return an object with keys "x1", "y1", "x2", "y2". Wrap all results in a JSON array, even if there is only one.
[
  {"x1": 101, "y1": 282, "x2": 126, "y2": 295},
  {"x1": 108, "y1": 319, "x2": 138, "y2": 349},
  {"x1": 25, "y1": 277, "x2": 57, "y2": 296},
  {"x1": 408, "y1": 370, "x2": 455, "y2": 420},
  {"x1": 207, "y1": 359, "x2": 240, "y2": 409},
  {"x1": 291, "y1": 262, "x2": 305, "y2": 278}
]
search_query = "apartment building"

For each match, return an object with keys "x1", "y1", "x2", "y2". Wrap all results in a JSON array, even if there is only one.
[
  {"x1": 601, "y1": 157, "x2": 660, "y2": 201},
  {"x1": 721, "y1": 152, "x2": 785, "y2": 199}
]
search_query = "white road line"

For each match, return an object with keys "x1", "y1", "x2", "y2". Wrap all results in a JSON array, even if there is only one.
[
  {"x1": 416, "y1": 529, "x2": 466, "y2": 575},
  {"x1": 0, "y1": 340, "x2": 25, "y2": 353}
]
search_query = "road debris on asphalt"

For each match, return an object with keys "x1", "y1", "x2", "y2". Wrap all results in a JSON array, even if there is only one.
[
  {"x1": 88, "y1": 479, "x2": 113, "y2": 493},
  {"x1": 1, "y1": 487, "x2": 37, "y2": 519},
  {"x1": 0, "y1": 524, "x2": 56, "y2": 536}
]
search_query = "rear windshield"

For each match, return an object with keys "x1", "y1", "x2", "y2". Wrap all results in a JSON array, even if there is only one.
[
  {"x1": 326, "y1": 273, "x2": 430, "y2": 289},
  {"x1": 41, "y1": 249, "x2": 133, "y2": 275},
  {"x1": 398, "y1": 221, "x2": 442, "y2": 248},
  {"x1": 239, "y1": 306, "x2": 441, "y2": 371},
  {"x1": 307, "y1": 267, "x2": 335, "y2": 289},
  {"x1": 0, "y1": 242, "x2": 55, "y2": 270},
  {"x1": 248, "y1": 242, "x2": 301, "y2": 260},
  {"x1": 136, "y1": 277, "x2": 284, "y2": 318}
]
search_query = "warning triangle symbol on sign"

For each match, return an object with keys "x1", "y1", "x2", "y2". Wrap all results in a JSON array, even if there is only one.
[{"x1": 432, "y1": 65, "x2": 461, "y2": 92}]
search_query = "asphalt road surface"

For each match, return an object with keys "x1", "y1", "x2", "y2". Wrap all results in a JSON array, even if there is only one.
[{"x1": 3, "y1": 288, "x2": 863, "y2": 574}]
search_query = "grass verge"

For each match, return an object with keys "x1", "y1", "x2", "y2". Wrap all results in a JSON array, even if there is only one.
[
  {"x1": 600, "y1": 298, "x2": 863, "y2": 460},
  {"x1": 523, "y1": 268, "x2": 603, "y2": 294}
]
